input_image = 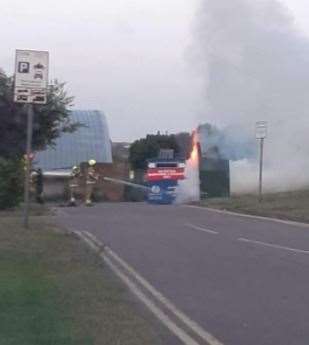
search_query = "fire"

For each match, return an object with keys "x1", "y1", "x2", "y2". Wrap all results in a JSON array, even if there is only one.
[
  {"x1": 189, "y1": 130, "x2": 200, "y2": 166},
  {"x1": 190, "y1": 143, "x2": 199, "y2": 163},
  {"x1": 176, "y1": 129, "x2": 201, "y2": 203}
]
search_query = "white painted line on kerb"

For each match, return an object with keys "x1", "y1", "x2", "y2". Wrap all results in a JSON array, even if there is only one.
[
  {"x1": 183, "y1": 205, "x2": 309, "y2": 229},
  {"x1": 84, "y1": 231, "x2": 105, "y2": 247},
  {"x1": 103, "y1": 253, "x2": 202, "y2": 345},
  {"x1": 83, "y1": 231, "x2": 224, "y2": 345},
  {"x1": 185, "y1": 223, "x2": 219, "y2": 235},
  {"x1": 238, "y1": 237, "x2": 309, "y2": 255},
  {"x1": 77, "y1": 231, "x2": 201, "y2": 345}
]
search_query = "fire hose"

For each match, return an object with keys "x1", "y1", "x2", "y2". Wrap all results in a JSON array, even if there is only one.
[{"x1": 103, "y1": 177, "x2": 151, "y2": 191}]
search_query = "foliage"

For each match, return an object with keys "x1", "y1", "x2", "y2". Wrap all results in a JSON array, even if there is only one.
[
  {"x1": 0, "y1": 68, "x2": 78, "y2": 209},
  {"x1": 129, "y1": 133, "x2": 184, "y2": 170},
  {"x1": 0, "y1": 158, "x2": 24, "y2": 209},
  {"x1": 175, "y1": 132, "x2": 193, "y2": 160},
  {"x1": 0, "y1": 217, "x2": 157, "y2": 345},
  {"x1": 0, "y1": 69, "x2": 78, "y2": 159}
]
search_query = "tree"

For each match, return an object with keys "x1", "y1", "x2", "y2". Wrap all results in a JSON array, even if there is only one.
[
  {"x1": 0, "y1": 69, "x2": 78, "y2": 159},
  {"x1": 174, "y1": 132, "x2": 193, "y2": 160},
  {"x1": 0, "y1": 69, "x2": 78, "y2": 209},
  {"x1": 0, "y1": 158, "x2": 24, "y2": 209},
  {"x1": 129, "y1": 133, "x2": 181, "y2": 170}
]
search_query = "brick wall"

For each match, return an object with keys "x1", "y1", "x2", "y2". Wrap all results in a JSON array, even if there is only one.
[
  {"x1": 43, "y1": 162, "x2": 129, "y2": 202},
  {"x1": 80, "y1": 162, "x2": 129, "y2": 201}
]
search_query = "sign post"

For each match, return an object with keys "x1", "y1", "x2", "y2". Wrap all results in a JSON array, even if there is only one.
[
  {"x1": 14, "y1": 50, "x2": 49, "y2": 228},
  {"x1": 255, "y1": 121, "x2": 267, "y2": 203},
  {"x1": 23, "y1": 105, "x2": 34, "y2": 228}
]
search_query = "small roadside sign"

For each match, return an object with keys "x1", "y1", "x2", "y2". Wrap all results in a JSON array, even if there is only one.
[
  {"x1": 14, "y1": 50, "x2": 49, "y2": 104},
  {"x1": 15, "y1": 49, "x2": 50, "y2": 228},
  {"x1": 255, "y1": 121, "x2": 268, "y2": 202},
  {"x1": 256, "y1": 121, "x2": 267, "y2": 139}
]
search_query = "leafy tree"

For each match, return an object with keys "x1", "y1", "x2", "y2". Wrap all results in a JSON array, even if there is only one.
[
  {"x1": 129, "y1": 133, "x2": 182, "y2": 170},
  {"x1": 0, "y1": 69, "x2": 78, "y2": 209},
  {"x1": 0, "y1": 158, "x2": 24, "y2": 209},
  {"x1": 0, "y1": 69, "x2": 78, "y2": 159},
  {"x1": 174, "y1": 132, "x2": 193, "y2": 160}
]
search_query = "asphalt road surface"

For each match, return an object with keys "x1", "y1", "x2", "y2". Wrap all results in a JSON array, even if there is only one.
[{"x1": 57, "y1": 202, "x2": 309, "y2": 345}]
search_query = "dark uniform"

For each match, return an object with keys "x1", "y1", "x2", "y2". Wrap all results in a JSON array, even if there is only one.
[
  {"x1": 69, "y1": 166, "x2": 81, "y2": 206},
  {"x1": 32, "y1": 168, "x2": 44, "y2": 204}
]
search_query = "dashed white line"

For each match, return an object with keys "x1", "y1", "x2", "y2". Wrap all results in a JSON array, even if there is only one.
[
  {"x1": 238, "y1": 237, "x2": 309, "y2": 255},
  {"x1": 185, "y1": 223, "x2": 219, "y2": 235}
]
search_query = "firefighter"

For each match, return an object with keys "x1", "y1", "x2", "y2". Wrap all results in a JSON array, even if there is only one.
[
  {"x1": 35, "y1": 168, "x2": 44, "y2": 204},
  {"x1": 69, "y1": 165, "x2": 81, "y2": 206},
  {"x1": 31, "y1": 168, "x2": 44, "y2": 204},
  {"x1": 85, "y1": 159, "x2": 99, "y2": 206}
]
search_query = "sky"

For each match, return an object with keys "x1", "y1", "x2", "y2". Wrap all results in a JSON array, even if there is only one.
[{"x1": 1, "y1": 0, "x2": 308, "y2": 141}]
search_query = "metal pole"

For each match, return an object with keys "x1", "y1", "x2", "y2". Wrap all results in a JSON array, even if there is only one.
[
  {"x1": 23, "y1": 104, "x2": 34, "y2": 228},
  {"x1": 258, "y1": 138, "x2": 264, "y2": 202}
]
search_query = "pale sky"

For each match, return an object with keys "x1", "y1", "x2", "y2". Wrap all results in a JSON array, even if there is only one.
[{"x1": 0, "y1": 0, "x2": 308, "y2": 141}]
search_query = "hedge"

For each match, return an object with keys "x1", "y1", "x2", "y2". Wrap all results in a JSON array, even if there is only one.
[{"x1": 0, "y1": 158, "x2": 24, "y2": 209}]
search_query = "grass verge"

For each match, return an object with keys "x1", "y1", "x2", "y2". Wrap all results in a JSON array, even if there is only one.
[
  {"x1": 0, "y1": 203, "x2": 51, "y2": 217},
  {"x1": 0, "y1": 214, "x2": 158, "y2": 345},
  {"x1": 200, "y1": 189, "x2": 309, "y2": 223}
]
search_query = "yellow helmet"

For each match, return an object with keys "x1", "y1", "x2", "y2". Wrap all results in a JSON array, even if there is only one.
[{"x1": 88, "y1": 159, "x2": 96, "y2": 166}]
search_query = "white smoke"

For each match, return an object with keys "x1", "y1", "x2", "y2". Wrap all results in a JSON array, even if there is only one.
[
  {"x1": 193, "y1": 0, "x2": 309, "y2": 193},
  {"x1": 176, "y1": 150, "x2": 200, "y2": 203}
]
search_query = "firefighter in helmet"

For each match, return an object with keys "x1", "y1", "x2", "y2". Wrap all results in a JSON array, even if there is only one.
[
  {"x1": 85, "y1": 159, "x2": 99, "y2": 206},
  {"x1": 30, "y1": 168, "x2": 44, "y2": 204},
  {"x1": 69, "y1": 165, "x2": 81, "y2": 206},
  {"x1": 35, "y1": 168, "x2": 44, "y2": 204}
]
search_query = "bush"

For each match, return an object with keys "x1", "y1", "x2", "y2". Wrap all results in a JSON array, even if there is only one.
[{"x1": 0, "y1": 158, "x2": 24, "y2": 209}]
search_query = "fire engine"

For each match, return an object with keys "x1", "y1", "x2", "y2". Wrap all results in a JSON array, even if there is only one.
[{"x1": 145, "y1": 158, "x2": 185, "y2": 204}]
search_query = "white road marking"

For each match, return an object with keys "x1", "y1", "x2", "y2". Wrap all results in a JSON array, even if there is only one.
[
  {"x1": 76, "y1": 231, "x2": 201, "y2": 345},
  {"x1": 82, "y1": 231, "x2": 224, "y2": 345},
  {"x1": 84, "y1": 231, "x2": 105, "y2": 246},
  {"x1": 184, "y1": 205, "x2": 309, "y2": 229},
  {"x1": 103, "y1": 253, "x2": 202, "y2": 345},
  {"x1": 185, "y1": 223, "x2": 219, "y2": 235},
  {"x1": 238, "y1": 237, "x2": 309, "y2": 255}
]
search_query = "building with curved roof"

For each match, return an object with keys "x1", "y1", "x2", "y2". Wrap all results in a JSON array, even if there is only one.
[{"x1": 36, "y1": 110, "x2": 112, "y2": 172}]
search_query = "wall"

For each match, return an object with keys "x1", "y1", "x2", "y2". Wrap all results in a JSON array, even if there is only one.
[{"x1": 42, "y1": 162, "x2": 129, "y2": 202}]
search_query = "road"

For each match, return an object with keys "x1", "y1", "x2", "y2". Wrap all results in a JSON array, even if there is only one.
[{"x1": 57, "y1": 202, "x2": 309, "y2": 345}]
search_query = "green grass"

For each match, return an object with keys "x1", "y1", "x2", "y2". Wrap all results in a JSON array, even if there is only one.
[
  {"x1": 201, "y1": 189, "x2": 309, "y2": 223},
  {"x1": 0, "y1": 215, "x2": 158, "y2": 345},
  {"x1": 0, "y1": 203, "x2": 51, "y2": 217},
  {"x1": 0, "y1": 261, "x2": 71, "y2": 345}
]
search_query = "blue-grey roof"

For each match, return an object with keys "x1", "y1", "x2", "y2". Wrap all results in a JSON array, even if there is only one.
[{"x1": 36, "y1": 110, "x2": 112, "y2": 171}]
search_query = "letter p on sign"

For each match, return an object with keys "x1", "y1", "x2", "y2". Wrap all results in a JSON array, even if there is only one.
[{"x1": 18, "y1": 62, "x2": 30, "y2": 73}]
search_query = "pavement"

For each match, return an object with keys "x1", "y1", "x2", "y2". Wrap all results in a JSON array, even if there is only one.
[{"x1": 56, "y1": 202, "x2": 309, "y2": 345}]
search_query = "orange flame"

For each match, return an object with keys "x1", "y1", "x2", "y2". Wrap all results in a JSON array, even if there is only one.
[
  {"x1": 190, "y1": 143, "x2": 199, "y2": 163},
  {"x1": 189, "y1": 130, "x2": 200, "y2": 166}
]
